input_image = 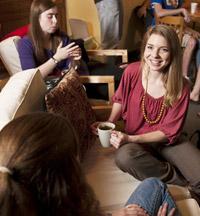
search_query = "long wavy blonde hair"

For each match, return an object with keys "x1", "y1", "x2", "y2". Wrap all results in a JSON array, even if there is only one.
[{"x1": 140, "y1": 25, "x2": 184, "y2": 107}]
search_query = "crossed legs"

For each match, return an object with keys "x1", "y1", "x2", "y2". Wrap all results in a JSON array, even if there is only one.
[{"x1": 115, "y1": 140, "x2": 200, "y2": 196}]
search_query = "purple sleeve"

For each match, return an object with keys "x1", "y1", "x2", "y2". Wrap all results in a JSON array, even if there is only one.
[{"x1": 17, "y1": 37, "x2": 37, "y2": 70}]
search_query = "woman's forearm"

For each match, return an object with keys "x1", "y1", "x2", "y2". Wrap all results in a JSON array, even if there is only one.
[
  {"x1": 37, "y1": 58, "x2": 57, "y2": 78},
  {"x1": 128, "y1": 130, "x2": 168, "y2": 144},
  {"x1": 156, "y1": 8, "x2": 183, "y2": 17},
  {"x1": 38, "y1": 42, "x2": 81, "y2": 78},
  {"x1": 154, "y1": 4, "x2": 184, "y2": 18},
  {"x1": 108, "y1": 103, "x2": 122, "y2": 123}
]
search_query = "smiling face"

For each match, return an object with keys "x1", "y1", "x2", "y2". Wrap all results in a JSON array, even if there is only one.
[
  {"x1": 144, "y1": 33, "x2": 171, "y2": 73},
  {"x1": 39, "y1": 6, "x2": 58, "y2": 35}
]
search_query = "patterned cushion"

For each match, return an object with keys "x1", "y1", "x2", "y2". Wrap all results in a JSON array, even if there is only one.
[{"x1": 45, "y1": 67, "x2": 96, "y2": 159}]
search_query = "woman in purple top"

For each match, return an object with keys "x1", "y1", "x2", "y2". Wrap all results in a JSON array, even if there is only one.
[
  {"x1": 91, "y1": 25, "x2": 200, "y2": 204},
  {"x1": 17, "y1": 0, "x2": 81, "y2": 78}
]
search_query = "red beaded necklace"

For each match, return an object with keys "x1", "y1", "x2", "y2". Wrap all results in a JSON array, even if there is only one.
[{"x1": 141, "y1": 72, "x2": 165, "y2": 125}]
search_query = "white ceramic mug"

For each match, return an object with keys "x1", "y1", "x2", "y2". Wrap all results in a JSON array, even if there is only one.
[
  {"x1": 97, "y1": 122, "x2": 115, "y2": 148},
  {"x1": 191, "y1": 2, "x2": 198, "y2": 14}
]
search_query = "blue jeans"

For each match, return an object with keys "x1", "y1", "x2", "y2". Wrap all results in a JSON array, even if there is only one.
[{"x1": 126, "y1": 178, "x2": 180, "y2": 216}]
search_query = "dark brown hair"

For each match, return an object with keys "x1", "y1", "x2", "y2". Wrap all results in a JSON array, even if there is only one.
[
  {"x1": 29, "y1": 0, "x2": 61, "y2": 63},
  {"x1": 0, "y1": 112, "x2": 102, "y2": 216}
]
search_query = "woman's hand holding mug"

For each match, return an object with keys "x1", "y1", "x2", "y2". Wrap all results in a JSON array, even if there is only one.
[{"x1": 110, "y1": 130, "x2": 129, "y2": 149}]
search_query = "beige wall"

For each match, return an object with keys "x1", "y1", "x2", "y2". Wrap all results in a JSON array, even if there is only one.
[
  {"x1": 66, "y1": 0, "x2": 145, "y2": 51},
  {"x1": 65, "y1": 0, "x2": 101, "y2": 44}
]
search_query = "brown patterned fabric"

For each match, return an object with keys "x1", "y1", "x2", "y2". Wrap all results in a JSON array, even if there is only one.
[{"x1": 45, "y1": 67, "x2": 96, "y2": 159}]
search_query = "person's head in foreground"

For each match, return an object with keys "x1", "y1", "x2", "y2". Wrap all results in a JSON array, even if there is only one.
[{"x1": 0, "y1": 112, "x2": 101, "y2": 216}]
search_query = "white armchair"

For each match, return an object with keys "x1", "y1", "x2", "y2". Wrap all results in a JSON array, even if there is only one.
[
  {"x1": 0, "y1": 36, "x2": 22, "y2": 89},
  {"x1": 0, "y1": 36, "x2": 22, "y2": 75}
]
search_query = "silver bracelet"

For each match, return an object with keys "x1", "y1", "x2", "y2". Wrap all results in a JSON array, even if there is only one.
[{"x1": 51, "y1": 56, "x2": 59, "y2": 64}]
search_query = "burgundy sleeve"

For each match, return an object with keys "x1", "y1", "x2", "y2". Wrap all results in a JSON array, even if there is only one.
[
  {"x1": 159, "y1": 83, "x2": 190, "y2": 144},
  {"x1": 112, "y1": 62, "x2": 141, "y2": 119}
]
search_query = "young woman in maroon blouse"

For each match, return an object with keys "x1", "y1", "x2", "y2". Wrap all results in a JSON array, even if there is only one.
[{"x1": 92, "y1": 25, "x2": 200, "y2": 203}]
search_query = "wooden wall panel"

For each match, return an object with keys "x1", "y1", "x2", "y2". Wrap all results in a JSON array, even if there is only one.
[
  {"x1": 0, "y1": 0, "x2": 67, "y2": 38},
  {"x1": 57, "y1": 0, "x2": 67, "y2": 32},
  {"x1": 0, "y1": 0, "x2": 32, "y2": 38}
]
